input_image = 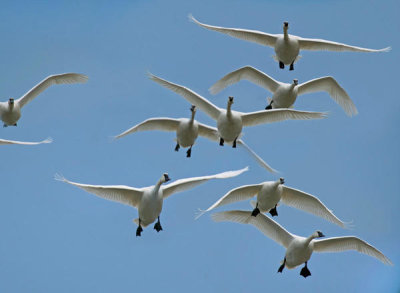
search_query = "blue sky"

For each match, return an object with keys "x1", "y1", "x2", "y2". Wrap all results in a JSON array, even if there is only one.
[{"x1": 0, "y1": 0, "x2": 398, "y2": 292}]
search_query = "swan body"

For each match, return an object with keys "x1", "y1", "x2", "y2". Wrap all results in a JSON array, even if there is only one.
[
  {"x1": 212, "y1": 210, "x2": 392, "y2": 277},
  {"x1": 197, "y1": 178, "x2": 347, "y2": 228},
  {"x1": 0, "y1": 73, "x2": 88, "y2": 126},
  {"x1": 148, "y1": 73, "x2": 327, "y2": 148},
  {"x1": 189, "y1": 15, "x2": 390, "y2": 70},
  {"x1": 55, "y1": 167, "x2": 247, "y2": 236},
  {"x1": 210, "y1": 66, "x2": 357, "y2": 116},
  {"x1": 0, "y1": 137, "x2": 52, "y2": 145}
]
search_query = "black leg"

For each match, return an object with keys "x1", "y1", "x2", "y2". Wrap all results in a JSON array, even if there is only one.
[
  {"x1": 175, "y1": 143, "x2": 180, "y2": 152},
  {"x1": 219, "y1": 138, "x2": 224, "y2": 146},
  {"x1": 13, "y1": 123, "x2": 17, "y2": 126},
  {"x1": 186, "y1": 146, "x2": 192, "y2": 158},
  {"x1": 289, "y1": 62, "x2": 294, "y2": 71},
  {"x1": 232, "y1": 138, "x2": 237, "y2": 148},
  {"x1": 251, "y1": 203, "x2": 260, "y2": 217},
  {"x1": 300, "y1": 262, "x2": 311, "y2": 278},
  {"x1": 278, "y1": 258, "x2": 286, "y2": 273},
  {"x1": 279, "y1": 61, "x2": 285, "y2": 69},
  {"x1": 3, "y1": 124, "x2": 7, "y2": 128},
  {"x1": 154, "y1": 216, "x2": 163, "y2": 232},
  {"x1": 136, "y1": 219, "x2": 143, "y2": 237},
  {"x1": 269, "y1": 205, "x2": 278, "y2": 217}
]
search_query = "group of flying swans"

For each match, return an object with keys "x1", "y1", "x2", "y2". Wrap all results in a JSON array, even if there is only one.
[
  {"x1": 210, "y1": 65, "x2": 357, "y2": 116},
  {"x1": 189, "y1": 15, "x2": 390, "y2": 70},
  {"x1": 212, "y1": 210, "x2": 392, "y2": 277},
  {"x1": 196, "y1": 177, "x2": 348, "y2": 228},
  {"x1": 114, "y1": 105, "x2": 277, "y2": 173},
  {"x1": 55, "y1": 167, "x2": 248, "y2": 237},
  {"x1": 148, "y1": 73, "x2": 326, "y2": 149},
  {"x1": 0, "y1": 73, "x2": 88, "y2": 127},
  {"x1": 0, "y1": 137, "x2": 52, "y2": 146}
]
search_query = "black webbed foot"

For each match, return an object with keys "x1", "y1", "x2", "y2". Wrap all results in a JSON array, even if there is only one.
[
  {"x1": 13, "y1": 123, "x2": 17, "y2": 126},
  {"x1": 232, "y1": 138, "x2": 237, "y2": 148},
  {"x1": 289, "y1": 63, "x2": 294, "y2": 71},
  {"x1": 300, "y1": 262, "x2": 311, "y2": 278},
  {"x1": 154, "y1": 217, "x2": 163, "y2": 232},
  {"x1": 265, "y1": 104, "x2": 272, "y2": 110},
  {"x1": 136, "y1": 225, "x2": 143, "y2": 237},
  {"x1": 279, "y1": 61, "x2": 285, "y2": 69},
  {"x1": 186, "y1": 147, "x2": 192, "y2": 158},
  {"x1": 219, "y1": 138, "x2": 224, "y2": 146},
  {"x1": 278, "y1": 258, "x2": 286, "y2": 273},
  {"x1": 175, "y1": 143, "x2": 180, "y2": 152},
  {"x1": 251, "y1": 207, "x2": 260, "y2": 217},
  {"x1": 269, "y1": 205, "x2": 278, "y2": 217},
  {"x1": 3, "y1": 124, "x2": 7, "y2": 128}
]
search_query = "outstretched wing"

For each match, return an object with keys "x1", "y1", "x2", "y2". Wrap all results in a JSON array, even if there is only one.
[
  {"x1": 55, "y1": 174, "x2": 144, "y2": 208},
  {"x1": 298, "y1": 37, "x2": 391, "y2": 53},
  {"x1": 114, "y1": 118, "x2": 180, "y2": 139},
  {"x1": 298, "y1": 77, "x2": 357, "y2": 116},
  {"x1": 17, "y1": 73, "x2": 88, "y2": 108},
  {"x1": 210, "y1": 66, "x2": 281, "y2": 95},
  {"x1": 149, "y1": 73, "x2": 221, "y2": 120},
  {"x1": 212, "y1": 210, "x2": 294, "y2": 248},
  {"x1": 196, "y1": 184, "x2": 262, "y2": 219},
  {"x1": 241, "y1": 108, "x2": 326, "y2": 127},
  {"x1": 0, "y1": 137, "x2": 52, "y2": 145},
  {"x1": 197, "y1": 123, "x2": 220, "y2": 141},
  {"x1": 313, "y1": 236, "x2": 392, "y2": 265},
  {"x1": 189, "y1": 15, "x2": 278, "y2": 48},
  {"x1": 281, "y1": 186, "x2": 347, "y2": 228},
  {"x1": 236, "y1": 139, "x2": 278, "y2": 173},
  {"x1": 162, "y1": 167, "x2": 248, "y2": 199}
]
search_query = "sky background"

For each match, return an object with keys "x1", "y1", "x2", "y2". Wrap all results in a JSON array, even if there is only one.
[{"x1": 0, "y1": 0, "x2": 398, "y2": 292}]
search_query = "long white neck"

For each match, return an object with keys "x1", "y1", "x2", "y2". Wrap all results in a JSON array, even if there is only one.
[
  {"x1": 154, "y1": 177, "x2": 164, "y2": 193},
  {"x1": 283, "y1": 28, "x2": 289, "y2": 40},
  {"x1": 227, "y1": 102, "x2": 233, "y2": 117},
  {"x1": 190, "y1": 110, "x2": 196, "y2": 124}
]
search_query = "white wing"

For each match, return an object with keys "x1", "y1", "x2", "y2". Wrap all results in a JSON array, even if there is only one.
[
  {"x1": 196, "y1": 184, "x2": 262, "y2": 219},
  {"x1": 114, "y1": 118, "x2": 180, "y2": 139},
  {"x1": 55, "y1": 174, "x2": 144, "y2": 208},
  {"x1": 210, "y1": 66, "x2": 281, "y2": 95},
  {"x1": 313, "y1": 236, "x2": 393, "y2": 265},
  {"x1": 298, "y1": 77, "x2": 357, "y2": 116},
  {"x1": 241, "y1": 108, "x2": 327, "y2": 127},
  {"x1": 162, "y1": 167, "x2": 248, "y2": 199},
  {"x1": 281, "y1": 186, "x2": 347, "y2": 228},
  {"x1": 298, "y1": 37, "x2": 391, "y2": 53},
  {"x1": 197, "y1": 123, "x2": 220, "y2": 141},
  {"x1": 0, "y1": 137, "x2": 52, "y2": 145},
  {"x1": 237, "y1": 139, "x2": 278, "y2": 173},
  {"x1": 212, "y1": 210, "x2": 294, "y2": 248},
  {"x1": 189, "y1": 15, "x2": 278, "y2": 47},
  {"x1": 17, "y1": 73, "x2": 88, "y2": 108},
  {"x1": 148, "y1": 73, "x2": 221, "y2": 120}
]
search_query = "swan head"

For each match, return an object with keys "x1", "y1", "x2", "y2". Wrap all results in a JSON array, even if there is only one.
[
  {"x1": 228, "y1": 96, "x2": 234, "y2": 104},
  {"x1": 279, "y1": 177, "x2": 285, "y2": 184},
  {"x1": 8, "y1": 98, "x2": 14, "y2": 105},
  {"x1": 162, "y1": 173, "x2": 171, "y2": 183},
  {"x1": 313, "y1": 230, "x2": 325, "y2": 238},
  {"x1": 283, "y1": 21, "x2": 289, "y2": 30},
  {"x1": 190, "y1": 105, "x2": 196, "y2": 113},
  {"x1": 293, "y1": 79, "x2": 298, "y2": 86}
]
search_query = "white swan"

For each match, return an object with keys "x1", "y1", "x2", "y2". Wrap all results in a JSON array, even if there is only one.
[
  {"x1": 210, "y1": 66, "x2": 357, "y2": 116},
  {"x1": 0, "y1": 73, "x2": 88, "y2": 127},
  {"x1": 212, "y1": 210, "x2": 392, "y2": 278},
  {"x1": 0, "y1": 137, "x2": 52, "y2": 145},
  {"x1": 189, "y1": 15, "x2": 390, "y2": 70},
  {"x1": 197, "y1": 178, "x2": 347, "y2": 228},
  {"x1": 149, "y1": 73, "x2": 326, "y2": 149},
  {"x1": 55, "y1": 167, "x2": 248, "y2": 237},
  {"x1": 114, "y1": 105, "x2": 277, "y2": 173}
]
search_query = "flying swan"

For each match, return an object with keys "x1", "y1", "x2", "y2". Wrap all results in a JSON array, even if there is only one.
[
  {"x1": 197, "y1": 177, "x2": 347, "y2": 228},
  {"x1": 114, "y1": 105, "x2": 277, "y2": 173},
  {"x1": 189, "y1": 15, "x2": 390, "y2": 70},
  {"x1": 210, "y1": 66, "x2": 357, "y2": 116},
  {"x1": 0, "y1": 73, "x2": 88, "y2": 127},
  {"x1": 0, "y1": 137, "x2": 52, "y2": 145},
  {"x1": 55, "y1": 167, "x2": 247, "y2": 237},
  {"x1": 212, "y1": 210, "x2": 392, "y2": 278},
  {"x1": 149, "y1": 73, "x2": 326, "y2": 149}
]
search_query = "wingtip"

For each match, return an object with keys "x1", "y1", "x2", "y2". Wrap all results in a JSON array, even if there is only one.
[
  {"x1": 54, "y1": 173, "x2": 66, "y2": 182},
  {"x1": 382, "y1": 46, "x2": 392, "y2": 52},
  {"x1": 188, "y1": 13, "x2": 196, "y2": 23},
  {"x1": 195, "y1": 208, "x2": 207, "y2": 220},
  {"x1": 42, "y1": 137, "x2": 53, "y2": 144}
]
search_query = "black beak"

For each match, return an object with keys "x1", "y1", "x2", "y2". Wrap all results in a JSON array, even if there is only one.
[
  {"x1": 190, "y1": 105, "x2": 196, "y2": 111},
  {"x1": 164, "y1": 174, "x2": 171, "y2": 182},
  {"x1": 229, "y1": 96, "x2": 234, "y2": 102},
  {"x1": 284, "y1": 22, "x2": 288, "y2": 27},
  {"x1": 317, "y1": 231, "x2": 325, "y2": 237},
  {"x1": 280, "y1": 178, "x2": 285, "y2": 184}
]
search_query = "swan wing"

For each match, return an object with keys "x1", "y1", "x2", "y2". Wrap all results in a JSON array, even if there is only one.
[
  {"x1": 189, "y1": 15, "x2": 278, "y2": 47},
  {"x1": 114, "y1": 118, "x2": 180, "y2": 139},
  {"x1": 298, "y1": 37, "x2": 391, "y2": 53},
  {"x1": 55, "y1": 174, "x2": 143, "y2": 207},
  {"x1": 237, "y1": 139, "x2": 278, "y2": 173},
  {"x1": 241, "y1": 108, "x2": 327, "y2": 127},
  {"x1": 313, "y1": 236, "x2": 393, "y2": 265},
  {"x1": 298, "y1": 77, "x2": 357, "y2": 116},
  {"x1": 210, "y1": 66, "x2": 281, "y2": 95},
  {"x1": 212, "y1": 210, "x2": 294, "y2": 248},
  {"x1": 197, "y1": 123, "x2": 220, "y2": 141},
  {"x1": 196, "y1": 184, "x2": 262, "y2": 219},
  {"x1": 281, "y1": 186, "x2": 347, "y2": 228},
  {"x1": 162, "y1": 167, "x2": 248, "y2": 199},
  {"x1": 17, "y1": 73, "x2": 88, "y2": 108},
  {"x1": 0, "y1": 137, "x2": 52, "y2": 145},
  {"x1": 148, "y1": 73, "x2": 221, "y2": 120}
]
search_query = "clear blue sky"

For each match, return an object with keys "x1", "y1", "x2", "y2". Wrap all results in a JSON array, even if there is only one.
[{"x1": 0, "y1": 0, "x2": 398, "y2": 292}]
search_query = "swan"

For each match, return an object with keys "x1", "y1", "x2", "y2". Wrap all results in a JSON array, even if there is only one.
[
  {"x1": 189, "y1": 15, "x2": 390, "y2": 70},
  {"x1": 0, "y1": 137, "x2": 52, "y2": 145},
  {"x1": 212, "y1": 210, "x2": 392, "y2": 278},
  {"x1": 210, "y1": 66, "x2": 357, "y2": 116},
  {"x1": 149, "y1": 73, "x2": 326, "y2": 149},
  {"x1": 55, "y1": 167, "x2": 248, "y2": 237},
  {"x1": 114, "y1": 105, "x2": 277, "y2": 173},
  {"x1": 0, "y1": 73, "x2": 88, "y2": 127},
  {"x1": 197, "y1": 178, "x2": 347, "y2": 228}
]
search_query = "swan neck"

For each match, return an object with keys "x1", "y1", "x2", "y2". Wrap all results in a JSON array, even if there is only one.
[
  {"x1": 305, "y1": 234, "x2": 316, "y2": 245},
  {"x1": 190, "y1": 111, "x2": 196, "y2": 123},
  {"x1": 154, "y1": 179, "x2": 163, "y2": 192},
  {"x1": 227, "y1": 103, "x2": 232, "y2": 116},
  {"x1": 283, "y1": 29, "x2": 289, "y2": 40}
]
